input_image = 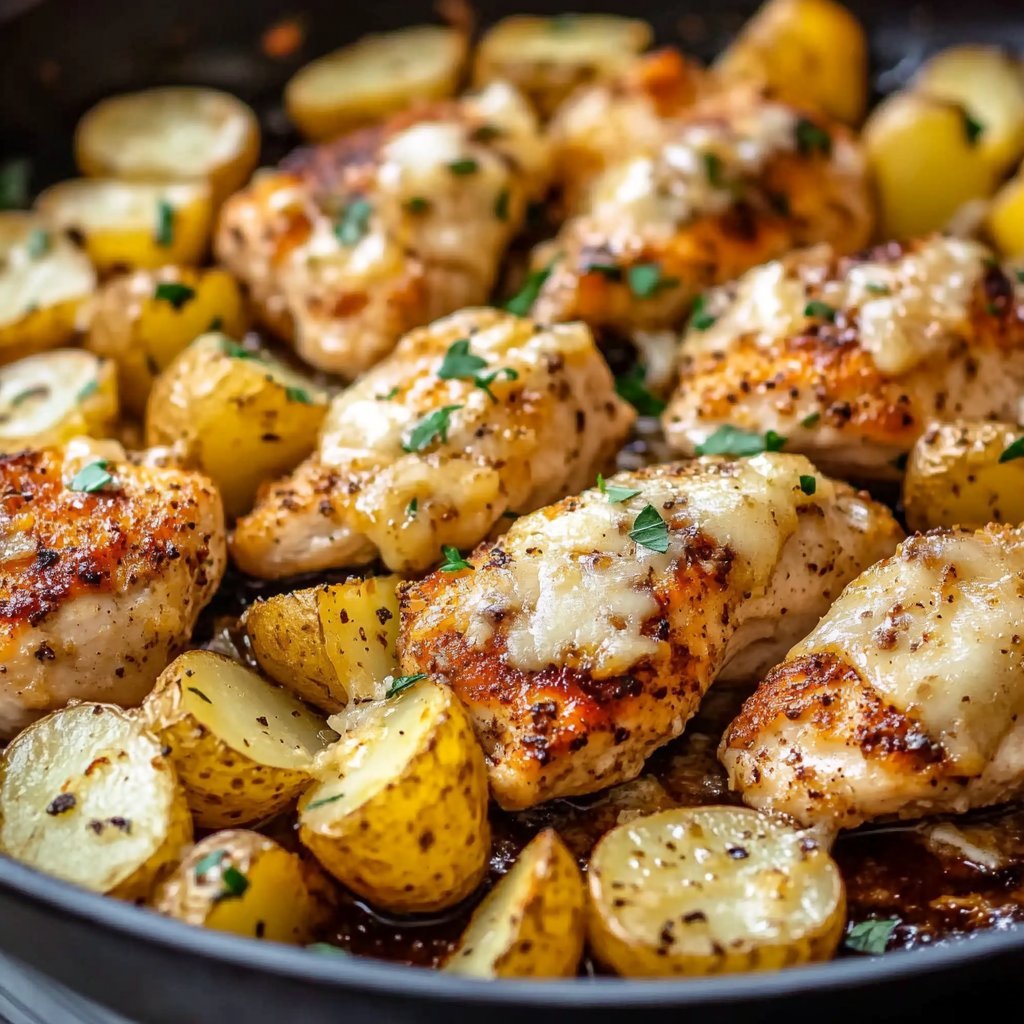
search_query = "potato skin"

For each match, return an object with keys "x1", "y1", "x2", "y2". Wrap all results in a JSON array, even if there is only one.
[
  {"x1": 299, "y1": 680, "x2": 491, "y2": 913},
  {"x1": 904, "y1": 420, "x2": 1024, "y2": 531},
  {"x1": 987, "y1": 171, "x2": 1024, "y2": 257}
]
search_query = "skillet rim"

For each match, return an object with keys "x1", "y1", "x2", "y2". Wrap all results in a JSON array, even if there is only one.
[{"x1": 1, "y1": 851, "x2": 1022, "y2": 1005}]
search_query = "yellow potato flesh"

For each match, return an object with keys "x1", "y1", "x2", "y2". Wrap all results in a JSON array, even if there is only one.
[{"x1": 987, "y1": 173, "x2": 1024, "y2": 257}]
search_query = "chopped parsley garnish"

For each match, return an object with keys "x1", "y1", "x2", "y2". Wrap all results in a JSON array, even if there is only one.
[
  {"x1": 470, "y1": 123, "x2": 503, "y2": 144},
  {"x1": 405, "y1": 497, "x2": 419, "y2": 520},
  {"x1": 794, "y1": 118, "x2": 832, "y2": 156},
  {"x1": 306, "y1": 793, "x2": 345, "y2": 811},
  {"x1": 209, "y1": 316, "x2": 224, "y2": 331},
  {"x1": 220, "y1": 339, "x2": 261, "y2": 360},
  {"x1": 583, "y1": 261, "x2": 622, "y2": 280},
  {"x1": 845, "y1": 918, "x2": 899, "y2": 955},
  {"x1": 155, "y1": 200, "x2": 175, "y2": 247},
  {"x1": 1015, "y1": 268, "x2": 1024, "y2": 284},
  {"x1": 438, "y1": 338, "x2": 488, "y2": 380},
  {"x1": 703, "y1": 151, "x2": 725, "y2": 188},
  {"x1": 25, "y1": 228, "x2": 50, "y2": 259},
  {"x1": 505, "y1": 262, "x2": 554, "y2": 316},
  {"x1": 378, "y1": 386, "x2": 399, "y2": 400},
  {"x1": 615, "y1": 365, "x2": 666, "y2": 417},
  {"x1": 153, "y1": 281, "x2": 196, "y2": 310},
  {"x1": 285, "y1": 386, "x2": 312, "y2": 404},
  {"x1": 77, "y1": 380, "x2": 99, "y2": 401},
  {"x1": 335, "y1": 199, "x2": 372, "y2": 246},
  {"x1": 448, "y1": 158, "x2": 479, "y2": 176},
  {"x1": 68, "y1": 460, "x2": 113, "y2": 494},
  {"x1": 689, "y1": 294, "x2": 716, "y2": 331},
  {"x1": 627, "y1": 261, "x2": 679, "y2": 299},
  {"x1": 193, "y1": 850, "x2": 227, "y2": 879},
  {"x1": 999, "y1": 436, "x2": 1024, "y2": 463},
  {"x1": 402, "y1": 405, "x2": 462, "y2": 452},
  {"x1": 804, "y1": 300, "x2": 836, "y2": 321},
  {"x1": 865, "y1": 282, "x2": 891, "y2": 296},
  {"x1": 439, "y1": 545, "x2": 473, "y2": 572},
  {"x1": 597, "y1": 472, "x2": 641, "y2": 504},
  {"x1": 220, "y1": 865, "x2": 249, "y2": 899},
  {"x1": 800, "y1": 411, "x2": 821, "y2": 428},
  {"x1": 494, "y1": 187, "x2": 510, "y2": 222},
  {"x1": 187, "y1": 686, "x2": 213, "y2": 704},
  {"x1": 474, "y1": 367, "x2": 519, "y2": 403},
  {"x1": 0, "y1": 158, "x2": 29, "y2": 210},
  {"x1": 799, "y1": 474, "x2": 817, "y2": 496},
  {"x1": 405, "y1": 196, "x2": 431, "y2": 215},
  {"x1": 695, "y1": 425, "x2": 787, "y2": 457},
  {"x1": 962, "y1": 111, "x2": 985, "y2": 145},
  {"x1": 629, "y1": 504, "x2": 670, "y2": 554},
  {"x1": 386, "y1": 673, "x2": 427, "y2": 698},
  {"x1": 12, "y1": 385, "x2": 48, "y2": 406}
]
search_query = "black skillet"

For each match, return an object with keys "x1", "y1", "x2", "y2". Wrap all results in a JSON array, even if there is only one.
[{"x1": 1, "y1": 0, "x2": 1024, "y2": 1021}]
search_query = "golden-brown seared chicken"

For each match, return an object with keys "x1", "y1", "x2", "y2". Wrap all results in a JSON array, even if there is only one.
[
  {"x1": 216, "y1": 83, "x2": 549, "y2": 377},
  {"x1": 721, "y1": 526, "x2": 1024, "y2": 833},
  {"x1": 664, "y1": 236, "x2": 1024, "y2": 480},
  {"x1": 0, "y1": 439, "x2": 226, "y2": 737},
  {"x1": 398, "y1": 454, "x2": 902, "y2": 809},
  {"x1": 524, "y1": 89, "x2": 871, "y2": 334},
  {"x1": 230, "y1": 308, "x2": 634, "y2": 578}
]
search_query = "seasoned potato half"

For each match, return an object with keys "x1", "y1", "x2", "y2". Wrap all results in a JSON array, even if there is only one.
[
  {"x1": 473, "y1": 15, "x2": 652, "y2": 117},
  {"x1": 904, "y1": 420, "x2": 1024, "y2": 531},
  {"x1": 142, "y1": 650, "x2": 336, "y2": 828},
  {"x1": 86, "y1": 266, "x2": 247, "y2": 415},
  {"x1": 587, "y1": 807, "x2": 845, "y2": 976},
  {"x1": 35, "y1": 178, "x2": 212, "y2": 272},
  {"x1": 144, "y1": 333, "x2": 328, "y2": 518},
  {"x1": 987, "y1": 169, "x2": 1024, "y2": 257},
  {"x1": 714, "y1": 0, "x2": 868, "y2": 124},
  {"x1": 863, "y1": 91, "x2": 995, "y2": 239},
  {"x1": 75, "y1": 86, "x2": 260, "y2": 205},
  {"x1": 298, "y1": 678, "x2": 490, "y2": 913},
  {"x1": 0, "y1": 349, "x2": 117, "y2": 453},
  {"x1": 446, "y1": 829, "x2": 585, "y2": 978},
  {"x1": 0, "y1": 212, "x2": 96, "y2": 363},
  {"x1": 285, "y1": 25, "x2": 468, "y2": 141},
  {"x1": 914, "y1": 46, "x2": 1024, "y2": 178},
  {"x1": 0, "y1": 702, "x2": 191, "y2": 902},
  {"x1": 152, "y1": 829, "x2": 332, "y2": 943}
]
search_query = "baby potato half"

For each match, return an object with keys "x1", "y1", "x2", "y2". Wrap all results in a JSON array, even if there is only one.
[
  {"x1": 298, "y1": 677, "x2": 490, "y2": 913},
  {"x1": 153, "y1": 829, "x2": 333, "y2": 944},
  {"x1": 446, "y1": 829, "x2": 586, "y2": 979},
  {"x1": 587, "y1": 806, "x2": 846, "y2": 977},
  {"x1": 142, "y1": 650, "x2": 336, "y2": 828},
  {"x1": 0, "y1": 702, "x2": 192, "y2": 902}
]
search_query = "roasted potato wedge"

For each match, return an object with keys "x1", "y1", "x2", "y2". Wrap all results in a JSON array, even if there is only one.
[
  {"x1": 75, "y1": 86, "x2": 260, "y2": 205},
  {"x1": 86, "y1": 265, "x2": 247, "y2": 415},
  {"x1": 587, "y1": 807, "x2": 845, "y2": 976},
  {"x1": 35, "y1": 178, "x2": 212, "y2": 272},
  {"x1": 903, "y1": 420, "x2": 1024, "y2": 531},
  {"x1": 144, "y1": 333, "x2": 328, "y2": 518},
  {"x1": 285, "y1": 26, "x2": 467, "y2": 142},
  {"x1": 0, "y1": 348, "x2": 117, "y2": 453},
  {"x1": 0, "y1": 212, "x2": 96, "y2": 363},
  {"x1": 446, "y1": 829, "x2": 585, "y2": 978},
  {"x1": 152, "y1": 829, "x2": 332, "y2": 943},
  {"x1": 142, "y1": 650, "x2": 336, "y2": 828},
  {"x1": 298, "y1": 677, "x2": 490, "y2": 913},
  {"x1": 863, "y1": 91, "x2": 995, "y2": 239},
  {"x1": 473, "y1": 15, "x2": 652, "y2": 117},
  {"x1": 714, "y1": 0, "x2": 868, "y2": 124},
  {"x1": 0, "y1": 702, "x2": 191, "y2": 902},
  {"x1": 986, "y1": 170, "x2": 1024, "y2": 257},
  {"x1": 914, "y1": 46, "x2": 1024, "y2": 178}
]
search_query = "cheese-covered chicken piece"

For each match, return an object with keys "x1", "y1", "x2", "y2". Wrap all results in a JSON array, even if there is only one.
[
  {"x1": 0, "y1": 440, "x2": 226, "y2": 737},
  {"x1": 664, "y1": 236, "x2": 1024, "y2": 480},
  {"x1": 524, "y1": 90, "x2": 871, "y2": 334},
  {"x1": 721, "y1": 526, "x2": 1024, "y2": 832},
  {"x1": 230, "y1": 308, "x2": 634, "y2": 578},
  {"x1": 398, "y1": 454, "x2": 902, "y2": 809},
  {"x1": 216, "y1": 83, "x2": 549, "y2": 376}
]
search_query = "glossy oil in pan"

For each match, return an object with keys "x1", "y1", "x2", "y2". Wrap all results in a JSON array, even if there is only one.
[{"x1": 2, "y1": 0, "x2": 1024, "y2": 1021}]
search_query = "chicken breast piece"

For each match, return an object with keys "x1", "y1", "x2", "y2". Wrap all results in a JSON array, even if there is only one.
[
  {"x1": 721, "y1": 526, "x2": 1024, "y2": 833},
  {"x1": 523, "y1": 89, "x2": 871, "y2": 335},
  {"x1": 398, "y1": 454, "x2": 902, "y2": 809},
  {"x1": 0, "y1": 439, "x2": 226, "y2": 737},
  {"x1": 664, "y1": 236, "x2": 1024, "y2": 481},
  {"x1": 216, "y1": 83, "x2": 549, "y2": 376},
  {"x1": 230, "y1": 308, "x2": 634, "y2": 579}
]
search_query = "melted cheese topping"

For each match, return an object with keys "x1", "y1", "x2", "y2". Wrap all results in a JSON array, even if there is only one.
[
  {"x1": 685, "y1": 236, "x2": 988, "y2": 376},
  {"x1": 791, "y1": 528, "x2": 1024, "y2": 773},
  {"x1": 464, "y1": 454, "x2": 834, "y2": 676}
]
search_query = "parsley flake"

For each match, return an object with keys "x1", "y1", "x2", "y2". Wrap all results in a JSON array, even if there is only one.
[
  {"x1": 615, "y1": 365, "x2": 666, "y2": 417},
  {"x1": 378, "y1": 386, "x2": 399, "y2": 400},
  {"x1": 438, "y1": 338, "x2": 487, "y2": 380},
  {"x1": 193, "y1": 850, "x2": 227, "y2": 879},
  {"x1": 1015, "y1": 268, "x2": 1024, "y2": 284},
  {"x1": 799, "y1": 474, "x2": 817, "y2": 496},
  {"x1": 386, "y1": 673, "x2": 427, "y2": 698},
  {"x1": 583, "y1": 261, "x2": 622, "y2": 280},
  {"x1": 448, "y1": 158, "x2": 479, "y2": 176},
  {"x1": 0, "y1": 158, "x2": 29, "y2": 210},
  {"x1": 804, "y1": 300, "x2": 836, "y2": 321},
  {"x1": 800, "y1": 411, "x2": 821, "y2": 428},
  {"x1": 703, "y1": 151, "x2": 725, "y2": 188},
  {"x1": 474, "y1": 367, "x2": 519, "y2": 403},
  {"x1": 305, "y1": 793, "x2": 345, "y2": 811},
  {"x1": 690, "y1": 294, "x2": 717, "y2": 331},
  {"x1": 962, "y1": 111, "x2": 985, "y2": 145},
  {"x1": 220, "y1": 339, "x2": 261, "y2": 361},
  {"x1": 155, "y1": 200, "x2": 175, "y2": 247},
  {"x1": 794, "y1": 118, "x2": 832, "y2": 156},
  {"x1": 220, "y1": 865, "x2": 249, "y2": 899},
  {"x1": 505, "y1": 262, "x2": 554, "y2": 316},
  {"x1": 696, "y1": 426, "x2": 787, "y2": 457},
  {"x1": 187, "y1": 686, "x2": 213, "y2": 704},
  {"x1": 406, "y1": 497, "x2": 418, "y2": 518},
  {"x1": 494, "y1": 187, "x2": 510, "y2": 221},
  {"x1": 865, "y1": 282, "x2": 891, "y2": 296},
  {"x1": 629, "y1": 504, "x2": 670, "y2": 554},
  {"x1": 153, "y1": 281, "x2": 196, "y2": 310},
  {"x1": 405, "y1": 196, "x2": 431, "y2": 215},
  {"x1": 285, "y1": 386, "x2": 312, "y2": 404},
  {"x1": 439, "y1": 545, "x2": 473, "y2": 572},
  {"x1": 627, "y1": 261, "x2": 679, "y2": 299},
  {"x1": 77, "y1": 380, "x2": 99, "y2": 401},
  {"x1": 68, "y1": 460, "x2": 113, "y2": 494},
  {"x1": 999, "y1": 436, "x2": 1024, "y2": 463},
  {"x1": 845, "y1": 918, "x2": 899, "y2": 955},
  {"x1": 402, "y1": 405, "x2": 462, "y2": 452},
  {"x1": 335, "y1": 199, "x2": 372, "y2": 246},
  {"x1": 597, "y1": 473, "x2": 641, "y2": 504},
  {"x1": 11, "y1": 385, "x2": 48, "y2": 407},
  {"x1": 470, "y1": 124, "x2": 503, "y2": 144},
  {"x1": 25, "y1": 228, "x2": 50, "y2": 259}
]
